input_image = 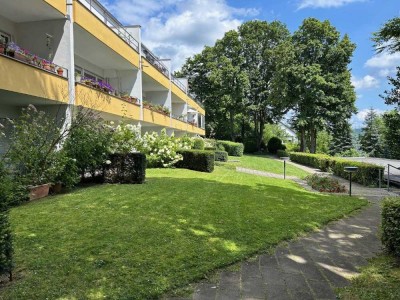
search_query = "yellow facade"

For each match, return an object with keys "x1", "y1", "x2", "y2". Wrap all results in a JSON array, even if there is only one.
[
  {"x1": 187, "y1": 124, "x2": 205, "y2": 135},
  {"x1": 75, "y1": 84, "x2": 141, "y2": 120},
  {"x1": 143, "y1": 108, "x2": 171, "y2": 127},
  {"x1": 171, "y1": 85, "x2": 187, "y2": 104},
  {"x1": 172, "y1": 119, "x2": 187, "y2": 131},
  {"x1": 142, "y1": 58, "x2": 171, "y2": 90},
  {"x1": 187, "y1": 97, "x2": 205, "y2": 115},
  {"x1": 0, "y1": 55, "x2": 69, "y2": 102},
  {"x1": 74, "y1": 1, "x2": 139, "y2": 68},
  {"x1": 44, "y1": 0, "x2": 66, "y2": 15}
]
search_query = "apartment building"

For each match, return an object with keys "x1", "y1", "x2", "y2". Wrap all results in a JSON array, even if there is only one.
[{"x1": 0, "y1": 0, "x2": 205, "y2": 151}]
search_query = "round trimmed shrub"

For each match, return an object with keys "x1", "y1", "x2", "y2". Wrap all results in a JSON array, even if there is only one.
[
  {"x1": 267, "y1": 137, "x2": 286, "y2": 154},
  {"x1": 192, "y1": 138, "x2": 205, "y2": 150},
  {"x1": 215, "y1": 150, "x2": 228, "y2": 162}
]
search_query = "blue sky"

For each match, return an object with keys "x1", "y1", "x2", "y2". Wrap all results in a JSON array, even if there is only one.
[{"x1": 102, "y1": 0, "x2": 400, "y2": 127}]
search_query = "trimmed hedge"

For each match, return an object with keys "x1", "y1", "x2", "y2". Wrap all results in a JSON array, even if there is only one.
[
  {"x1": 192, "y1": 138, "x2": 205, "y2": 150},
  {"x1": 277, "y1": 149, "x2": 290, "y2": 158},
  {"x1": 330, "y1": 159, "x2": 384, "y2": 187},
  {"x1": 382, "y1": 197, "x2": 400, "y2": 257},
  {"x1": 104, "y1": 153, "x2": 146, "y2": 184},
  {"x1": 216, "y1": 141, "x2": 244, "y2": 157},
  {"x1": 289, "y1": 152, "x2": 384, "y2": 186},
  {"x1": 215, "y1": 150, "x2": 228, "y2": 162},
  {"x1": 289, "y1": 152, "x2": 332, "y2": 172},
  {"x1": 205, "y1": 147, "x2": 216, "y2": 151},
  {"x1": 176, "y1": 149, "x2": 215, "y2": 173}
]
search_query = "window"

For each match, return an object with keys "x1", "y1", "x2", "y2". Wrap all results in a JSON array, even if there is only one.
[
  {"x1": 0, "y1": 30, "x2": 11, "y2": 44},
  {"x1": 75, "y1": 65, "x2": 104, "y2": 82}
]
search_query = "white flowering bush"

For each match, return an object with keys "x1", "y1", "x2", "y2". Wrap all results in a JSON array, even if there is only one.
[
  {"x1": 109, "y1": 122, "x2": 143, "y2": 154},
  {"x1": 142, "y1": 129, "x2": 183, "y2": 168}
]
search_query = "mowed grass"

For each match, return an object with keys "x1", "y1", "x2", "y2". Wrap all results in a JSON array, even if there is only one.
[
  {"x1": 2, "y1": 167, "x2": 366, "y2": 299},
  {"x1": 338, "y1": 254, "x2": 400, "y2": 300},
  {"x1": 228, "y1": 154, "x2": 310, "y2": 178}
]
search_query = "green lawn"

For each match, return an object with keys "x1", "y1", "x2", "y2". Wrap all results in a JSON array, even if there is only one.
[
  {"x1": 228, "y1": 154, "x2": 311, "y2": 178},
  {"x1": 338, "y1": 254, "x2": 400, "y2": 300},
  {"x1": 2, "y1": 166, "x2": 366, "y2": 299}
]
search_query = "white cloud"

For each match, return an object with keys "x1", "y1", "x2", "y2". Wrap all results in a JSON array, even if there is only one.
[
  {"x1": 351, "y1": 75, "x2": 379, "y2": 90},
  {"x1": 351, "y1": 108, "x2": 385, "y2": 128},
  {"x1": 364, "y1": 52, "x2": 400, "y2": 77},
  {"x1": 365, "y1": 52, "x2": 400, "y2": 69},
  {"x1": 297, "y1": 0, "x2": 367, "y2": 9},
  {"x1": 356, "y1": 108, "x2": 383, "y2": 121},
  {"x1": 101, "y1": 0, "x2": 259, "y2": 71}
]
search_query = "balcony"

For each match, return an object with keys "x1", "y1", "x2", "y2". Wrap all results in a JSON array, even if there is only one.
[
  {"x1": 75, "y1": 83, "x2": 140, "y2": 120},
  {"x1": 141, "y1": 44, "x2": 169, "y2": 78},
  {"x1": 74, "y1": 0, "x2": 140, "y2": 68},
  {"x1": 0, "y1": 50, "x2": 68, "y2": 104},
  {"x1": 143, "y1": 107, "x2": 171, "y2": 128},
  {"x1": 171, "y1": 117, "x2": 188, "y2": 131}
]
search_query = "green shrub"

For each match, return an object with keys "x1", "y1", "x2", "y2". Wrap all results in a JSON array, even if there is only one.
[
  {"x1": 63, "y1": 118, "x2": 113, "y2": 178},
  {"x1": 244, "y1": 139, "x2": 258, "y2": 154},
  {"x1": 104, "y1": 153, "x2": 146, "y2": 184},
  {"x1": 216, "y1": 141, "x2": 244, "y2": 157},
  {"x1": 176, "y1": 149, "x2": 215, "y2": 172},
  {"x1": 0, "y1": 163, "x2": 13, "y2": 281},
  {"x1": 204, "y1": 147, "x2": 216, "y2": 151},
  {"x1": 289, "y1": 152, "x2": 332, "y2": 171},
  {"x1": 267, "y1": 137, "x2": 286, "y2": 154},
  {"x1": 192, "y1": 138, "x2": 205, "y2": 150},
  {"x1": 215, "y1": 150, "x2": 228, "y2": 162},
  {"x1": 290, "y1": 152, "x2": 384, "y2": 186},
  {"x1": 305, "y1": 174, "x2": 346, "y2": 193},
  {"x1": 382, "y1": 197, "x2": 400, "y2": 257},
  {"x1": 277, "y1": 149, "x2": 290, "y2": 158},
  {"x1": 330, "y1": 159, "x2": 384, "y2": 187}
]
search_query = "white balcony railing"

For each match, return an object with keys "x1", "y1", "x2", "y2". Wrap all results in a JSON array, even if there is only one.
[
  {"x1": 172, "y1": 76, "x2": 187, "y2": 93},
  {"x1": 78, "y1": 0, "x2": 139, "y2": 52},
  {"x1": 141, "y1": 44, "x2": 170, "y2": 78}
]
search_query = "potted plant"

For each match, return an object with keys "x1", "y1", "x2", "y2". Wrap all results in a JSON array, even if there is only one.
[
  {"x1": 56, "y1": 67, "x2": 64, "y2": 76},
  {"x1": 75, "y1": 72, "x2": 82, "y2": 82},
  {"x1": 42, "y1": 59, "x2": 51, "y2": 71},
  {"x1": 5, "y1": 42, "x2": 17, "y2": 57}
]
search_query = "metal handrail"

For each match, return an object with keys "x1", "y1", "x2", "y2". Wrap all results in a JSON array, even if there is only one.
[
  {"x1": 387, "y1": 164, "x2": 400, "y2": 191},
  {"x1": 141, "y1": 43, "x2": 169, "y2": 78},
  {"x1": 78, "y1": 0, "x2": 139, "y2": 52},
  {"x1": 172, "y1": 76, "x2": 187, "y2": 93}
]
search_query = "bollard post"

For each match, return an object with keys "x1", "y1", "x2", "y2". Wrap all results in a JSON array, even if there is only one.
[
  {"x1": 387, "y1": 165, "x2": 390, "y2": 192},
  {"x1": 282, "y1": 157, "x2": 290, "y2": 180},
  {"x1": 349, "y1": 172, "x2": 352, "y2": 196}
]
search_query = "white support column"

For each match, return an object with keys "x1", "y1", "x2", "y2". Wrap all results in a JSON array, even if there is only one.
[{"x1": 63, "y1": 0, "x2": 75, "y2": 133}]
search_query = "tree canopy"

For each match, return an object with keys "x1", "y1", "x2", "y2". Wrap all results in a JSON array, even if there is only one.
[{"x1": 177, "y1": 18, "x2": 356, "y2": 153}]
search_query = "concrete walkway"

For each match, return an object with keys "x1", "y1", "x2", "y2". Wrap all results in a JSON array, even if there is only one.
[{"x1": 166, "y1": 162, "x2": 397, "y2": 300}]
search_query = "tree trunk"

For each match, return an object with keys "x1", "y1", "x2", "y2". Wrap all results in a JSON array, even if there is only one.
[
  {"x1": 300, "y1": 128, "x2": 306, "y2": 152},
  {"x1": 258, "y1": 120, "x2": 265, "y2": 151},
  {"x1": 310, "y1": 127, "x2": 317, "y2": 154},
  {"x1": 229, "y1": 110, "x2": 235, "y2": 141}
]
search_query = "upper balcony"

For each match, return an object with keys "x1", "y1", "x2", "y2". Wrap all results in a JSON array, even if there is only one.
[{"x1": 74, "y1": 0, "x2": 140, "y2": 68}]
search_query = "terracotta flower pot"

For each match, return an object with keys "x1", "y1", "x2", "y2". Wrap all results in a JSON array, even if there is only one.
[
  {"x1": 28, "y1": 183, "x2": 51, "y2": 201},
  {"x1": 57, "y1": 68, "x2": 64, "y2": 76},
  {"x1": 43, "y1": 63, "x2": 51, "y2": 71}
]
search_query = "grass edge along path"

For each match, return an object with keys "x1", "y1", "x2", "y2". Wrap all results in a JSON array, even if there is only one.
[
  {"x1": 227, "y1": 154, "x2": 311, "y2": 179},
  {"x1": 338, "y1": 254, "x2": 400, "y2": 300},
  {"x1": 2, "y1": 166, "x2": 366, "y2": 299}
]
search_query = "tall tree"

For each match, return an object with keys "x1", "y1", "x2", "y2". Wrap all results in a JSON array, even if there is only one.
[
  {"x1": 238, "y1": 20, "x2": 293, "y2": 148},
  {"x1": 382, "y1": 110, "x2": 400, "y2": 159},
  {"x1": 359, "y1": 108, "x2": 384, "y2": 157},
  {"x1": 290, "y1": 18, "x2": 356, "y2": 153},
  {"x1": 373, "y1": 17, "x2": 400, "y2": 54},
  {"x1": 381, "y1": 66, "x2": 400, "y2": 109},
  {"x1": 329, "y1": 121, "x2": 353, "y2": 155}
]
